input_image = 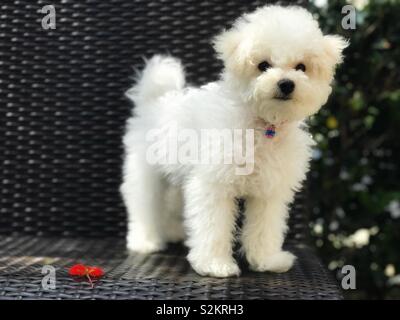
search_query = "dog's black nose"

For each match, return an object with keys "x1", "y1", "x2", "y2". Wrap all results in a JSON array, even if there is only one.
[{"x1": 278, "y1": 79, "x2": 295, "y2": 96}]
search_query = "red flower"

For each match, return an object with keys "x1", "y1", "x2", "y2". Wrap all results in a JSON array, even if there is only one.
[
  {"x1": 68, "y1": 264, "x2": 104, "y2": 288},
  {"x1": 69, "y1": 264, "x2": 87, "y2": 276},
  {"x1": 87, "y1": 266, "x2": 104, "y2": 278}
]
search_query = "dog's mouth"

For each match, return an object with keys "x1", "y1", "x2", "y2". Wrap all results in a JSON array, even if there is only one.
[{"x1": 273, "y1": 95, "x2": 292, "y2": 101}]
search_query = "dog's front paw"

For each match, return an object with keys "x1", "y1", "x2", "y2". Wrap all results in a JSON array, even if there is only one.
[
  {"x1": 248, "y1": 251, "x2": 296, "y2": 273},
  {"x1": 127, "y1": 235, "x2": 166, "y2": 254},
  {"x1": 188, "y1": 256, "x2": 241, "y2": 278}
]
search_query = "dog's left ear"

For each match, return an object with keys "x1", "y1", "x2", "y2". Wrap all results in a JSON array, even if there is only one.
[{"x1": 323, "y1": 35, "x2": 349, "y2": 66}]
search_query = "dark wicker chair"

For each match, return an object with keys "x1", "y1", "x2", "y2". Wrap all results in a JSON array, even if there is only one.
[{"x1": 0, "y1": 0, "x2": 342, "y2": 299}]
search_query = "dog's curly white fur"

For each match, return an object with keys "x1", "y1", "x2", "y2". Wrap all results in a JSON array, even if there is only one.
[{"x1": 121, "y1": 5, "x2": 347, "y2": 277}]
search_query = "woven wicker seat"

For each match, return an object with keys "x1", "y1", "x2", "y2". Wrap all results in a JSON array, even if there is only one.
[{"x1": 0, "y1": 0, "x2": 342, "y2": 299}]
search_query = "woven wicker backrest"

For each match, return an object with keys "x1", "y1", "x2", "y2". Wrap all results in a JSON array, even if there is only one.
[{"x1": 0, "y1": 0, "x2": 307, "y2": 240}]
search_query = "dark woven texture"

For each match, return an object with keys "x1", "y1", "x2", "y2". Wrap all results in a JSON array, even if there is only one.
[
  {"x1": 0, "y1": 0, "x2": 342, "y2": 299},
  {"x1": 0, "y1": 236, "x2": 341, "y2": 300}
]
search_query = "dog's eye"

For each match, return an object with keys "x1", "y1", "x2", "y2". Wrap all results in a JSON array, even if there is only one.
[
  {"x1": 295, "y1": 63, "x2": 306, "y2": 72},
  {"x1": 257, "y1": 61, "x2": 271, "y2": 72}
]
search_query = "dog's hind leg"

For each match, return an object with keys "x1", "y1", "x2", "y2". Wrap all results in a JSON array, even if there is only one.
[{"x1": 121, "y1": 153, "x2": 167, "y2": 253}]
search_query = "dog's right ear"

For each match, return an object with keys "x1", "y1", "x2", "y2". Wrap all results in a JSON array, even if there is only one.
[
  {"x1": 213, "y1": 26, "x2": 252, "y2": 75},
  {"x1": 213, "y1": 29, "x2": 241, "y2": 61}
]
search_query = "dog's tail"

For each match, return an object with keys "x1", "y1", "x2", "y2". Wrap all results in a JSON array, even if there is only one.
[{"x1": 126, "y1": 55, "x2": 185, "y2": 108}]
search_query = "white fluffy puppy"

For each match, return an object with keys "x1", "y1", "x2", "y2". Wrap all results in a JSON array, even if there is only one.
[{"x1": 121, "y1": 5, "x2": 347, "y2": 277}]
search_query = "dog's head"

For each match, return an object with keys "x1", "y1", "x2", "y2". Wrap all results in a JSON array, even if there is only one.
[{"x1": 214, "y1": 5, "x2": 348, "y2": 124}]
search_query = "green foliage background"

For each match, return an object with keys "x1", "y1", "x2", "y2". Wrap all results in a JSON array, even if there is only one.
[{"x1": 308, "y1": 0, "x2": 400, "y2": 299}]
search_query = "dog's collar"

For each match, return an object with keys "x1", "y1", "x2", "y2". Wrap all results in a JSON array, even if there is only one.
[{"x1": 254, "y1": 118, "x2": 287, "y2": 139}]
